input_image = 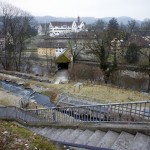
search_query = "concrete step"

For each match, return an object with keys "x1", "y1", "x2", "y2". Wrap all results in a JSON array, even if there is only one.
[
  {"x1": 129, "y1": 132, "x2": 150, "y2": 150},
  {"x1": 50, "y1": 128, "x2": 65, "y2": 140},
  {"x1": 97, "y1": 130, "x2": 119, "y2": 148},
  {"x1": 65, "y1": 129, "x2": 83, "y2": 143},
  {"x1": 44, "y1": 128, "x2": 58, "y2": 139},
  {"x1": 111, "y1": 131, "x2": 134, "y2": 150},
  {"x1": 44, "y1": 128, "x2": 57, "y2": 138},
  {"x1": 57, "y1": 129, "x2": 74, "y2": 142},
  {"x1": 37, "y1": 127, "x2": 50, "y2": 136},
  {"x1": 74, "y1": 129, "x2": 94, "y2": 145},
  {"x1": 86, "y1": 130, "x2": 106, "y2": 147},
  {"x1": 31, "y1": 127, "x2": 43, "y2": 133},
  {"x1": 27, "y1": 127, "x2": 37, "y2": 132}
]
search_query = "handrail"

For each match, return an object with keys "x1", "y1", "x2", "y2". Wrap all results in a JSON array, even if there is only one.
[
  {"x1": 55, "y1": 140, "x2": 112, "y2": 150},
  {"x1": 27, "y1": 100, "x2": 150, "y2": 110},
  {"x1": 0, "y1": 100, "x2": 150, "y2": 124}
]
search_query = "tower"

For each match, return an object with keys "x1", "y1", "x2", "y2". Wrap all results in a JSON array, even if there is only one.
[{"x1": 77, "y1": 16, "x2": 80, "y2": 24}]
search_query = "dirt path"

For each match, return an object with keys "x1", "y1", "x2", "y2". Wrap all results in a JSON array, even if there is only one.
[
  {"x1": 0, "y1": 88, "x2": 21, "y2": 107},
  {"x1": 54, "y1": 69, "x2": 68, "y2": 84}
]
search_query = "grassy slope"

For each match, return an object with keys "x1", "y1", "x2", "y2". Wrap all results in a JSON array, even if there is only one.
[
  {"x1": 32, "y1": 81, "x2": 150, "y2": 103},
  {"x1": 0, "y1": 121, "x2": 60, "y2": 150},
  {"x1": 0, "y1": 72, "x2": 150, "y2": 104}
]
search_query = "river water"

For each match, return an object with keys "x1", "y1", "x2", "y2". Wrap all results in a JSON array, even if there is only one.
[{"x1": 0, "y1": 80, "x2": 55, "y2": 108}]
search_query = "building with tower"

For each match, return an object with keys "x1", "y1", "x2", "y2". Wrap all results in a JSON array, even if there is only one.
[{"x1": 38, "y1": 17, "x2": 86, "y2": 37}]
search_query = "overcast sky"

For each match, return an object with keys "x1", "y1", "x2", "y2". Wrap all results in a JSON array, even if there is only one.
[{"x1": 0, "y1": 0, "x2": 150, "y2": 20}]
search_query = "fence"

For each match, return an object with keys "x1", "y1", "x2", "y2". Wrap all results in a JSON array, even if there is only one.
[
  {"x1": 0, "y1": 100, "x2": 150, "y2": 124},
  {"x1": 28, "y1": 100, "x2": 150, "y2": 124},
  {"x1": 0, "y1": 106, "x2": 43, "y2": 123}
]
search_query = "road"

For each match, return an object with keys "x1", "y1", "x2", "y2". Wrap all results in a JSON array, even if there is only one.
[{"x1": 54, "y1": 69, "x2": 69, "y2": 84}]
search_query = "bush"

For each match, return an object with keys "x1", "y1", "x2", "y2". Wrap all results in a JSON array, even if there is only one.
[
  {"x1": 68, "y1": 63, "x2": 103, "y2": 82},
  {"x1": 125, "y1": 43, "x2": 140, "y2": 64}
]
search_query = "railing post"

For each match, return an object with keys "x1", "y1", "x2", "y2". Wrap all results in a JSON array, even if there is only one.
[
  {"x1": 134, "y1": 103, "x2": 137, "y2": 122},
  {"x1": 142, "y1": 102, "x2": 147, "y2": 121},
  {"x1": 148, "y1": 105, "x2": 150, "y2": 121},
  {"x1": 52, "y1": 110, "x2": 56, "y2": 122},
  {"x1": 138, "y1": 103, "x2": 142, "y2": 122}
]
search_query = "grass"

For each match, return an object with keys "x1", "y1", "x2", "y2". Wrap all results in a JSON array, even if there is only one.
[
  {"x1": 0, "y1": 99, "x2": 13, "y2": 106},
  {"x1": 0, "y1": 72, "x2": 150, "y2": 104},
  {"x1": 41, "y1": 90, "x2": 58, "y2": 104},
  {"x1": 34, "y1": 82, "x2": 150, "y2": 104},
  {"x1": 0, "y1": 121, "x2": 61, "y2": 150}
]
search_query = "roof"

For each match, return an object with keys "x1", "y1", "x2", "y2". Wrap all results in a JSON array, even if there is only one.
[
  {"x1": 56, "y1": 50, "x2": 71, "y2": 63},
  {"x1": 51, "y1": 21, "x2": 73, "y2": 27},
  {"x1": 38, "y1": 41, "x2": 67, "y2": 48}
]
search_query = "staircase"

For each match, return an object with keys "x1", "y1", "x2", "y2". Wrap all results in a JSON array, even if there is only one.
[
  {"x1": 0, "y1": 103, "x2": 150, "y2": 150},
  {"x1": 28, "y1": 126, "x2": 150, "y2": 150}
]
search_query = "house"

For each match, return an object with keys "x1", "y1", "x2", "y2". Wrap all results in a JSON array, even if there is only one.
[
  {"x1": 38, "y1": 41, "x2": 67, "y2": 58},
  {"x1": 38, "y1": 17, "x2": 86, "y2": 37}
]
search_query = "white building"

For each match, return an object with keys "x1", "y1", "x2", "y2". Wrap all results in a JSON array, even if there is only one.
[{"x1": 38, "y1": 17, "x2": 86, "y2": 37}]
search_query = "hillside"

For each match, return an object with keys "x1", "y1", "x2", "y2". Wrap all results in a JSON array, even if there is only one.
[
  {"x1": 35, "y1": 16, "x2": 142, "y2": 25},
  {"x1": 0, "y1": 121, "x2": 62, "y2": 150}
]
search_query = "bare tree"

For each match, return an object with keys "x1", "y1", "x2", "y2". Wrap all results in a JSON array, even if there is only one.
[
  {"x1": 38, "y1": 39, "x2": 54, "y2": 73},
  {"x1": 85, "y1": 22, "x2": 125, "y2": 84},
  {"x1": 0, "y1": 2, "x2": 36, "y2": 71},
  {"x1": 67, "y1": 33, "x2": 85, "y2": 79},
  {"x1": 139, "y1": 48, "x2": 150, "y2": 92},
  {"x1": 68, "y1": 33, "x2": 85, "y2": 64}
]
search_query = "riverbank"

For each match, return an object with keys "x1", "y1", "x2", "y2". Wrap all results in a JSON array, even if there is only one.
[
  {"x1": 0, "y1": 71, "x2": 150, "y2": 106},
  {"x1": 0, "y1": 88, "x2": 21, "y2": 107}
]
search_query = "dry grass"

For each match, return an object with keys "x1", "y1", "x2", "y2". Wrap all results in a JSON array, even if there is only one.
[
  {"x1": 0, "y1": 73, "x2": 150, "y2": 104},
  {"x1": 43, "y1": 83, "x2": 150, "y2": 104},
  {"x1": 41, "y1": 90, "x2": 58, "y2": 104},
  {"x1": 0, "y1": 121, "x2": 58, "y2": 150},
  {"x1": 0, "y1": 89, "x2": 21, "y2": 107}
]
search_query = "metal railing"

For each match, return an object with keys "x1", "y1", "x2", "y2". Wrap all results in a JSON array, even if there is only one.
[
  {"x1": 27, "y1": 100, "x2": 150, "y2": 124},
  {"x1": 0, "y1": 100, "x2": 150, "y2": 124},
  {"x1": 0, "y1": 106, "x2": 43, "y2": 123}
]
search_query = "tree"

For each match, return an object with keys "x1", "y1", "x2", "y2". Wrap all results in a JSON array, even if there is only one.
[
  {"x1": 140, "y1": 19, "x2": 150, "y2": 36},
  {"x1": 86, "y1": 30, "x2": 118, "y2": 83},
  {"x1": 108, "y1": 18, "x2": 119, "y2": 31},
  {"x1": 107, "y1": 18, "x2": 119, "y2": 40},
  {"x1": 68, "y1": 33, "x2": 85, "y2": 63},
  {"x1": 0, "y1": 2, "x2": 36, "y2": 71},
  {"x1": 138, "y1": 48, "x2": 150, "y2": 92},
  {"x1": 125, "y1": 43, "x2": 140, "y2": 64},
  {"x1": 95, "y1": 19, "x2": 107, "y2": 31},
  {"x1": 67, "y1": 33, "x2": 85, "y2": 79},
  {"x1": 38, "y1": 39, "x2": 54, "y2": 73},
  {"x1": 127, "y1": 19, "x2": 140, "y2": 35}
]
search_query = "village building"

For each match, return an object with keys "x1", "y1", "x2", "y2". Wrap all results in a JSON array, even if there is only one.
[
  {"x1": 37, "y1": 41, "x2": 72, "y2": 70},
  {"x1": 38, "y1": 17, "x2": 86, "y2": 37}
]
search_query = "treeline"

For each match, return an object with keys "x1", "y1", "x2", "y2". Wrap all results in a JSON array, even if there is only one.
[{"x1": 0, "y1": 2, "x2": 37, "y2": 71}]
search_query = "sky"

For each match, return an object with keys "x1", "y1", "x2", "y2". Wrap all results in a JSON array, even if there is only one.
[{"x1": 0, "y1": 0, "x2": 150, "y2": 20}]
